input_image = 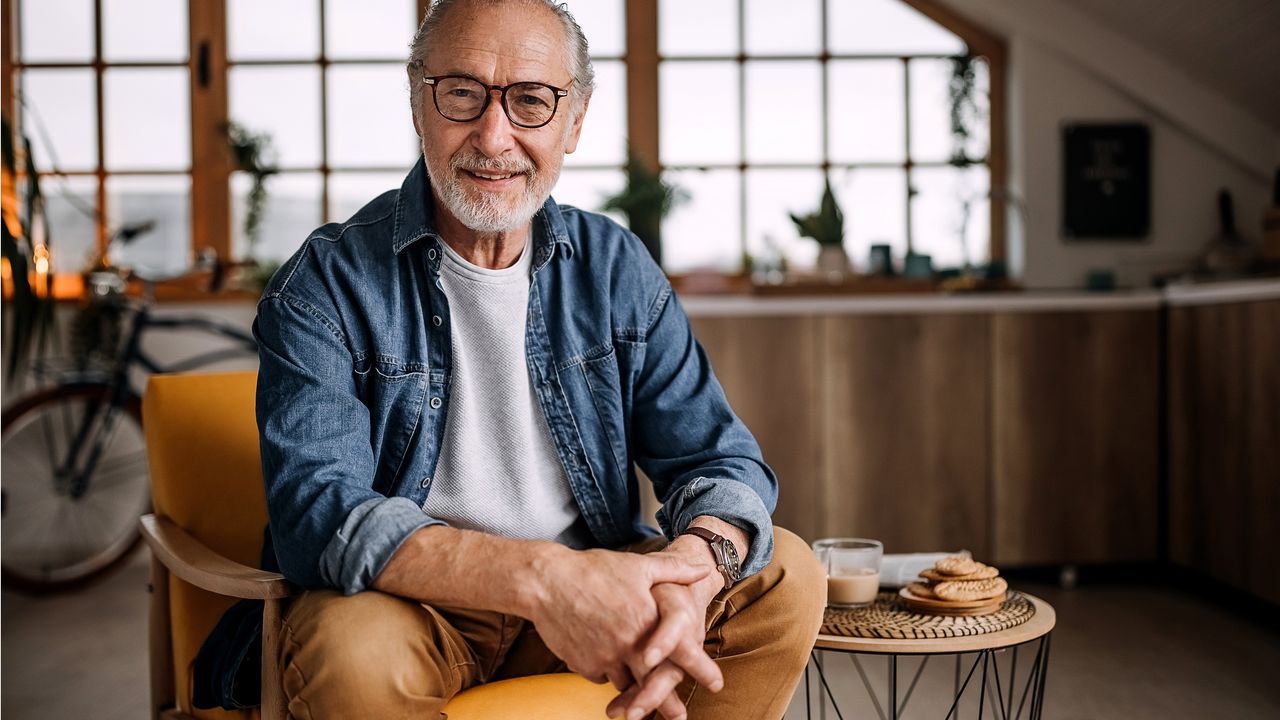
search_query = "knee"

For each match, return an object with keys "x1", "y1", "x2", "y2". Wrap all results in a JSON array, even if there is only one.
[
  {"x1": 760, "y1": 527, "x2": 827, "y2": 639},
  {"x1": 281, "y1": 590, "x2": 454, "y2": 704}
]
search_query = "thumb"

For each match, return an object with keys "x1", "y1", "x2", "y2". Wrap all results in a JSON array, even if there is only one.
[{"x1": 645, "y1": 553, "x2": 713, "y2": 585}]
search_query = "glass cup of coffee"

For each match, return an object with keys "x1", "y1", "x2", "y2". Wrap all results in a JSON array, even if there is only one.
[{"x1": 813, "y1": 538, "x2": 883, "y2": 609}]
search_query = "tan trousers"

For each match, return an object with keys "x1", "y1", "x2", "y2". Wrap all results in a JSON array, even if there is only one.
[{"x1": 279, "y1": 527, "x2": 825, "y2": 719}]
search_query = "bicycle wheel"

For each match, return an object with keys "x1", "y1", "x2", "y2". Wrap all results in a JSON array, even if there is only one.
[{"x1": 2, "y1": 382, "x2": 148, "y2": 590}]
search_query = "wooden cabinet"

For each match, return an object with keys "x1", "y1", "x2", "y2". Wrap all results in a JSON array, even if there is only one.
[
  {"x1": 690, "y1": 315, "x2": 825, "y2": 543},
  {"x1": 821, "y1": 314, "x2": 990, "y2": 557},
  {"x1": 991, "y1": 311, "x2": 1159, "y2": 566},
  {"x1": 1168, "y1": 300, "x2": 1280, "y2": 603}
]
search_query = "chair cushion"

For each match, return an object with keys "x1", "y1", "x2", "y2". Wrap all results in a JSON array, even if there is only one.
[{"x1": 442, "y1": 674, "x2": 615, "y2": 719}]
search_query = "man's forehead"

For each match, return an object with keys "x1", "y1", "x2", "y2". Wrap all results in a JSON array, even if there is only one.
[{"x1": 425, "y1": 1, "x2": 572, "y2": 81}]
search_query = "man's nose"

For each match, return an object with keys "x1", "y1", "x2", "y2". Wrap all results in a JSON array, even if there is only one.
[{"x1": 470, "y1": 89, "x2": 518, "y2": 156}]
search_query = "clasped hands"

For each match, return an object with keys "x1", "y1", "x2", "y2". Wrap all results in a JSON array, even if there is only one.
[{"x1": 530, "y1": 535, "x2": 727, "y2": 720}]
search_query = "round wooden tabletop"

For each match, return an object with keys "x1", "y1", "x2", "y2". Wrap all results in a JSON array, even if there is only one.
[{"x1": 814, "y1": 593, "x2": 1056, "y2": 655}]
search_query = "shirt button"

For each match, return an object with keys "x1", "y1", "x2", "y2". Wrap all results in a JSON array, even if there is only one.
[
  {"x1": 420, "y1": 477, "x2": 430, "y2": 489},
  {"x1": 429, "y1": 397, "x2": 442, "y2": 409},
  {"x1": 428, "y1": 248, "x2": 438, "y2": 260},
  {"x1": 432, "y1": 315, "x2": 442, "y2": 327}
]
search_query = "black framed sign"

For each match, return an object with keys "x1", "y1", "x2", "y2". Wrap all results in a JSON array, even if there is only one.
[{"x1": 1062, "y1": 123, "x2": 1151, "y2": 239}]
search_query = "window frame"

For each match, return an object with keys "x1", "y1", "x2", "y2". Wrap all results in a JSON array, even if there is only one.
[{"x1": 2, "y1": 0, "x2": 1004, "y2": 297}]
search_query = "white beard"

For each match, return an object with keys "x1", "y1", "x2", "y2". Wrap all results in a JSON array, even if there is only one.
[{"x1": 426, "y1": 150, "x2": 556, "y2": 234}]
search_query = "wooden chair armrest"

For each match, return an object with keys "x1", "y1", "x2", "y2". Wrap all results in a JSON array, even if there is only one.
[{"x1": 139, "y1": 514, "x2": 296, "y2": 600}]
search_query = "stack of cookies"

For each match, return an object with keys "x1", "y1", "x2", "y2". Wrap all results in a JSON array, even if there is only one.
[{"x1": 901, "y1": 555, "x2": 1008, "y2": 616}]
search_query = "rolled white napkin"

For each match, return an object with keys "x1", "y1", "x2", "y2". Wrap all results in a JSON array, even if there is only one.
[{"x1": 879, "y1": 550, "x2": 973, "y2": 588}]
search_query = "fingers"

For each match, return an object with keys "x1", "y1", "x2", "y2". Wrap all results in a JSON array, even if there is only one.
[
  {"x1": 667, "y1": 638, "x2": 723, "y2": 691},
  {"x1": 619, "y1": 661, "x2": 687, "y2": 720},
  {"x1": 645, "y1": 554, "x2": 713, "y2": 586}
]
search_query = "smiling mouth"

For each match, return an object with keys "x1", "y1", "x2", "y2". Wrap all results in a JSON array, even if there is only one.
[{"x1": 464, "y1": 170, "x2": 523, "y2": 181}]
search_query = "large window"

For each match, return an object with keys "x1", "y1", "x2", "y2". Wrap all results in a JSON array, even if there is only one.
[
  {"x1": 656, "y1": 0, "x2": 993, "y2": 274},
  {"x1": 4, "y1": 0, "x2": 999, "y2": 286}
]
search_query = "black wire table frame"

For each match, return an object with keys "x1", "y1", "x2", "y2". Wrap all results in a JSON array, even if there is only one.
[{"x1": 804, "y1": 627, "x2": 1053, "y2": 719}]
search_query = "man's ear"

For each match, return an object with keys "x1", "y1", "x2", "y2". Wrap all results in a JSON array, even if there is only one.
[
  {"x1": 408, "y1": 66, "x2": 423, "y2": 137},
  {"x1": 563, "y1": 95, "x2": 590, "y2": 154}
]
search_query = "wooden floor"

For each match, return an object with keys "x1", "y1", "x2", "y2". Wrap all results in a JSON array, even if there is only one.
[{"x1": 4, "y1": 547, "x2": 1280, "y2": 719}]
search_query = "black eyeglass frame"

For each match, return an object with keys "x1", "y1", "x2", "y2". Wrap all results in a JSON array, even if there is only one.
[{"x1": 421, "y1": 74, "x2": 571, "y2": 129}]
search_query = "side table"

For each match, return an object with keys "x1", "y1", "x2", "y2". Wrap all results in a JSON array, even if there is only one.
[{"x1": 805, "y1": 593, "x2": 1056, "y2": 720}]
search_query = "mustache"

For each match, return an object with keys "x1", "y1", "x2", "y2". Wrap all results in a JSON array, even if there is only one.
[{"x1": 450, "y1": 152, "x2": 535, "y2": 176}]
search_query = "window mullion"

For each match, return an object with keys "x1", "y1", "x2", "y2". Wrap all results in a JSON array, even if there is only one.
[{"x1": 189, "y1": 0, "x2": 231, "y2": 258}]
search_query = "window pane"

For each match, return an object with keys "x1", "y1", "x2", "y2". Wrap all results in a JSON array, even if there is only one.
[
  {"x1": 231, "y1": 172, "x2": 322, "y2": 262},
  {"x1": 551, "y1": 168, "x2": 626, "y2": 224},
  {"x1": 828, "y1": 0, "x2": 966, "y2": 56},
  {"x1": 661, "y1": 169, "x2": 741, "y2": 273},
  {"x1": 104, "y1": 69, "x2": 190, "y2": 171},
  {"x1": 106, "y1": 175, "x2": 191, "y2": 275},
  {"x1": 832, "y1": 167, "x2": 906, "y2": 270},
  {"x1": 571, "y1": 0, "x2": 624, "y2": 57},
  {"x1": 910, "y1": 165, "x2": 989, "y2": 269},
  {"x1": 230, "y1": 66, "x2": 322, "y2": 169},
  {"x1": 103, "y1": 0, "x2": 187, "y2": 62},
  {"x1": 41, "y1": 175, "x2": 99, "y2": 273},
  {"x1": 566, "y1": 60, "x2": 625, "y2": 168},
  {"x1": 325, "y1": 0, "x2": 415, "y2": 60},
  {"x1": 660, "y1": 62, "x2": 739, "y2": 166},
  {"x1": 745, "y1": 169, "x2": 825, "y2": 271},
  {"x1": 228, "y1": 0, "x2": 319, "y2": 61},
  {"x1": 659, "y1": 0, "x2": 736, "y2": 57},
  {"x1": 745, "y1": 0, "x2": 819, "y2": 55},
  {"x1": 745, "y1": 61, "x2": 821, "y2": 164},
  {"x1": 829, "y1": 60, "x2": 904, "y2": 163},
  {"x1": 327, "y1": 171, "x2": 402, "y2": 223},
  {"x1": 21, "y1": 70, "x2": 98, "y2": 171},
  {"x1": 19, "y1": 0, "x2": 94, "y2": 63},
  {"x1": 327, "y1": 65, "x2": 419, "y2": 168}
]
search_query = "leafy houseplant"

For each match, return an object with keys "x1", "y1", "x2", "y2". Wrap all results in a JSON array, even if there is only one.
[
  {"x1": 790, "y1": 179, "x2": 848, "y2": 279},
  {"x1": 224, "y1": 121, "x2": 278, "y2": 262},
  {"x1": 1, "y1": 115, "x2": 56, "y2": 380},
  {"x1": 600, "y1": 149, "x2": 686, "y2": 266}
]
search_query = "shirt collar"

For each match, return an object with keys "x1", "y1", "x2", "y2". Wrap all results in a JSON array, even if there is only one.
[{"x1": 391, "y1": 156, "x2": 574, "y2": 270}]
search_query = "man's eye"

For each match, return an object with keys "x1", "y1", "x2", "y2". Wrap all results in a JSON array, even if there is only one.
[
  {"x1": 516, "y1": 94, "x2": 550, "y2": 107},
  {"x1": 449, "y1": 88, "x2": 477, "y2": 99}
]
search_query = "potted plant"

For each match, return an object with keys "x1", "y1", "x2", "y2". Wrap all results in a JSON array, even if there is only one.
[
  {"x1": 790, "y1": 179, "x2": 848, "y2": 280},
  {"x1": 601, "y1": 147, "x2": 687, "y2": 266}
]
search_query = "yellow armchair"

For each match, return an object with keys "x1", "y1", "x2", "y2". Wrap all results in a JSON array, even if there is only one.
[{"x1": 140, "y1": 371, "x2": 614, "y2": 719}]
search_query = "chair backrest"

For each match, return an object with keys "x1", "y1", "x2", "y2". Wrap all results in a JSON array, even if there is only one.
[{"x1": 144, "y1": 370, "x2": 264, "y2": 719}]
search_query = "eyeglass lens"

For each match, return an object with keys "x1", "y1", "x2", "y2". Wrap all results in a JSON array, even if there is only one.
[{"x1": 433, "y1": 77, "x2": 559, "y2": 127}]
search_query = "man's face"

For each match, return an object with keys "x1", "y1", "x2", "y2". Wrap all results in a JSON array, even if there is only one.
[{"x1": 413, "y1": 1, "x2": 588, "y2": 234}]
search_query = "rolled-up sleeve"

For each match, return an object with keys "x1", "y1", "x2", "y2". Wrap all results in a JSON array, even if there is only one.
[
  {"x1": 256, "y1": 291, "x2": 442, "y2": 593},
  {"x1": 632, "y1": 285, "x2": 778, "y2": 577}
]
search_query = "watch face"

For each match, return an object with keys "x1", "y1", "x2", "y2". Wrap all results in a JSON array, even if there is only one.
[{"x1": 721, "y1": 540, "x2": 741, "y2": 579}]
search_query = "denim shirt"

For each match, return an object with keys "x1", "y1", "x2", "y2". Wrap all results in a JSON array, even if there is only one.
[{"x1": 254, "y1": 157, "x2": 777, "y2": 594}]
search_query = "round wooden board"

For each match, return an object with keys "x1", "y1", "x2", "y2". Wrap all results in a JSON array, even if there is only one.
[{"x1": 899, "y1": 586, "x2": 1006, "y2": 615}]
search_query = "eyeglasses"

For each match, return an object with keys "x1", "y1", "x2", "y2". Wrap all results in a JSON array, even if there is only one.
[{"x1": 421, "y1": 74, "x2": 570, "y2": 129}]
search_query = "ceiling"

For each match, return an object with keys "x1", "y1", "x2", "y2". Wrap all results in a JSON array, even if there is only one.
[{"x1": 1068, "y1": 0, "x2": 1280, "y2": 131}]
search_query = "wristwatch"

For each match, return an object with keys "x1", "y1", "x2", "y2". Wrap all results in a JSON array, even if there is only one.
[{"x1": 680, "y1": 527, "x2": 742, "y2": 590}]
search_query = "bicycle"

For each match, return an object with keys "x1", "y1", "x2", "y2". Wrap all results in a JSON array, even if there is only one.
[{"x1": 1, "y1": 226, "x2": 259, "y2": 591}]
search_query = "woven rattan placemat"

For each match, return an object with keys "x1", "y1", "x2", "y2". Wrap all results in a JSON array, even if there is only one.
[{"x1": 821, "y1": 590, "x2": 1036, "y2": 639}]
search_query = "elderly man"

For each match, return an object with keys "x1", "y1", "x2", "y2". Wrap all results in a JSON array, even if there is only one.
[{"x1": 244, "y1": 0, "x2": 824, "y2": 718}]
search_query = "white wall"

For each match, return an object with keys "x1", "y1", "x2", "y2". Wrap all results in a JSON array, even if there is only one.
[{"x1": 941, "y1": 0, "x2": 1278, "y2": 289}]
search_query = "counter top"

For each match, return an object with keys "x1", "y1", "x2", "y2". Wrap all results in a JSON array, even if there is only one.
[{"x1": 681, "y1": 278, "x2": 1280, "y2": 316}]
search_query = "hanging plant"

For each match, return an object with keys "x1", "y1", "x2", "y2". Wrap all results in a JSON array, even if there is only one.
[
  {"x1": 948, "y1": 54, "x2": 985, "y2": 168},
  {"x1": 224, "y1": 121, "x2": 278, "y2": 259}
]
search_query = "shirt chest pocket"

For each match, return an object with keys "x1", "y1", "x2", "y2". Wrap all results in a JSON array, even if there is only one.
[{"x1": 353, "y1": 355, "x2": 430, "y2": 492}]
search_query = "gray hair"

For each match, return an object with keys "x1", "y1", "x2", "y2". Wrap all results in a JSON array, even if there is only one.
[{"x1": 408, "y1": 0, "x2": 596, "y2": 120}]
